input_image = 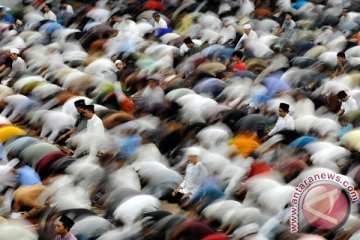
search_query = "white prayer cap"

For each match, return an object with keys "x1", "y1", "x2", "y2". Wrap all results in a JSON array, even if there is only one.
[
  {"x1": 243, "y1": 24, "x2": 252, "y2": 29},
  {"x1": 10, "y1": 48, "x2": 19, "y2": 55},
  {"x1": 187, "y1": 146, "x2": 202, "y2": 156},
  {"x1": 115, "y1": 60, "x2": 123, "y2": 65}
]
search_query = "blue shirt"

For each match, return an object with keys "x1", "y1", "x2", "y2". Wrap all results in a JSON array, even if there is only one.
[
  {"x1": 191, "y1": 177, "x2": 224, "y2": 202},
  {"x1": 17, "y1": 166, "x2": 42, "y2": 186},
  {"x1": 338, "y1": 124, "x2": 353, "y2": 139},
  {"x1": 118, "y1": 134, "x2": 142, "y2": 158},
  {"x1": 0, "y1": 13, "x2": 15, "y2": 24}
]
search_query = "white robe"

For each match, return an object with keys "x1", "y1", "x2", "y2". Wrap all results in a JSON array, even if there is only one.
[{"x1": 268, "y1": 114, "x2": 295, "y2": 136}]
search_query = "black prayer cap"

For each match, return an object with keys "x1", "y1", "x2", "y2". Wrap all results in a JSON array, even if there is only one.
[
  {"x1": 60, "y1": 215, "x2": 75, "y2": 229},
  {"x1": 279, "y1": 102, "x2": 289, "y2": 112},
  {"x1": 84, "y1": 104, "x2": 95, "y2": 112},
  {"x1": 74, "y1": 99, "x2": 85, "y2": 107},
  {"x1": 183, "y1": 37, "x2": 193, "y2": 44}
]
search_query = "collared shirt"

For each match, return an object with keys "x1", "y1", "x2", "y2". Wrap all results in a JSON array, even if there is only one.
[
  {"x1": 55, "y1": 232, "x2": 78, "y2": 240},
  {"x1": 44, "y1": 11, "x2": 57, "y2": 21},
  {"x1": 179, "y1": 162, "x2": 208, "y2": 196},
  {"x1": 86, "y1": 114, "x2": 105, "y2": 135},
  {"x1": 235, "y1": 30, "x2": 258, "y2": 49},
  {"x1": 341, "y1": 96, "x2": 358, "y2": 114},
  {"x1": 268, "y1": 114, "x2": 295, "y2": 136},
  {"x1": 153, "y1": 18, "x2": 168, "y2": 29},
  {"x1": 282, "y1": 19, "x2": 296, "y2": 31}
]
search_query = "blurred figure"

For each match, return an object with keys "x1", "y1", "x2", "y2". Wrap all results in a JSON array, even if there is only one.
[
  {"x1": 7, "y1": 48, "x2": 27, "y2": 81},
  {"x1": 276, "y1": 12, "x2": 296, "y2": 38},
  {"x1": 59, "y1": 0, "x2": 74, "y2": 14},
  {"x1": 171, "y1": 147, "x2": 208, "y2": 205},
  {"x1": 55, "y1": 215, "x2": 77, "y2": 240},
  {"x1": 229, "y1": 50, "x2": 247, "y2": 72},
  {"x1": 15, "y1": 163, "x2": 42, "y2": 186},
  {"x1": 0, "y1": 48, "x2": 12, "y2": 80},
  {"x1": 182, "y1": 37, "x2": 201, "y2": 56},
  {"x1": 152, "y1": 12, "x2": 167, "y2": 29},
  {"x1": 336, "y1": 90, "x2": 358, "y2": 116},
  {"x1": 262, "y1": 103, "x2": 294, "y2": 141},
  {"x1": 235, "y1": 24, "x2": 258, "y2": 50},
  {"x1": 111, "y1": 13, "x2": 123, "y2": 32},
  {"x1": 58, "y1": 99, "x2": 88, "y2": 143},
  {"x1": 337, "y1": 115, "x2": 353, "y2": 139},
  {"x1": 218, "y1": 18, "x2": 236, "y2": 45},
  {"x1": 83, "y1": 104, "x2": 105, "y2": 134},
  {"x1": 331, "y1": 52, "x2": 348, "y2": 78},
  {"x1": 292, "y1": 89, "x2": 315, "y2": 119},
  {"x1": 12, "y1": 185, "x2": 46, "y2": 219},
  {"x1": 0, "y1": 7, "x2": 15, "y2": 24},
  {"x1": 181, "y1": 176, "x2": 224, "y2": 210},
  {"x1": 43, "y1": 3, "x2": 57, "y2": 22},
  {"x1": 138, "y1": 77, "x2": 164, "y2": 113}
]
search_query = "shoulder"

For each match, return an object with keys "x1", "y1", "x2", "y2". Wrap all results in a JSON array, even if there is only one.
[
  {"x1": 70, "y1": 232, "x2": 77, "y2": 240},
  {"x1": 285, "y1": 114, "x2": 294, "y2": 120}
]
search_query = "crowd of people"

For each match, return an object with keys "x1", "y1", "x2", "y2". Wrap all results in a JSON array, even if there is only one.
[{"x1": 1, "y1": 0, "x2": 360, "y2": 239}]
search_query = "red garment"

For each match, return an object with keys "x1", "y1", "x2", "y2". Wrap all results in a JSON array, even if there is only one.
[
  {"x1": 36, "y1": 151, "x2": 65, "y2": 179},
  {"x1": 246, "y1": 161, "x2": 272, "y2": 180},
  {"x1": 35, "y1": 0, "x2": 46, "y2": 9},
  {"x1": 143, "y1": 1, "x2": 166, "y2": 11},
  {"x1": 177, "y1": 221, "x2": 215, "y2": 239},
  {"x1": 231, "y1": 61, "x2": 247, "y2": 72},
  {"x1": 202, "y1": 233, "x2": 228, "y2": 240}
]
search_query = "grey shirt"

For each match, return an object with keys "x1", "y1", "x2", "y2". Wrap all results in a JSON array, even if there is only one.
[{"x1": 9, "y1": 57, "x2": 27, "y2": 78}]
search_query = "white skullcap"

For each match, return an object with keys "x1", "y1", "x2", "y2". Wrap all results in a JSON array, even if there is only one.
[
  {"x1": 243, "y1": 24, "x2": 252, "y2": 29},
  {"x1": 234, "y1": 223, "x2": 259, "y2": 239},
  {"x1": 187, "y1": 147, "x2": 202, "y2": 156},
  {"x1": 10, "y1": 48, "x2": 19, "y2": 55},
  {"x1": 115, "y1": 60, "x2": 123, "y2": 65}
]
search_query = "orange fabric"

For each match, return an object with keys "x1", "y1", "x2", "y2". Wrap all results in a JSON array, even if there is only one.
[
  {"x1": 228, "y1": 132, "x2": 260, "y2": 157},
  {"x1": 352, "y1": 33, "x2": 360, "y2": 44},
  {"x1": 12, "y1": 185, "x2": 46, "y2": 218},
  {"x1": 120, "y1": 96, "x2": 135, "y2": 113}
]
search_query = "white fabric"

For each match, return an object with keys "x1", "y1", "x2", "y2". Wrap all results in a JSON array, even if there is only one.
[
  {"x1": 153, "y1": 18, "x2": 167, "y2": 29},
  {"x1": 139, "y1": 86, "x2": 164, "y2": 106},
  {"x1": 268, "y1": 114, "x2": 295, "y2": 136},
  {"x1": 179, "y1": 162, "x2": 208, "y2": 196},
  {"x1": 10, "y1": 48, "x2": 19, "y2": 54},
  {"x1": 235, "y1": 30, "x2": 258, "y2": 49},
  {"x1": 113, "y1": 195, "x2": 160, "y2": 225},
  {"x1": 114, "y1": 20, "x2": 139, "y2": 36},
  {"x1": 44, "y1": 11, "x2": 57, "y2": 21},
  {"x1": 86, "y1": 114, "x2": 105, "y2": 134},
  {"x1": 293, "y1": 98, "x2": 315, "y2": 119},
  {"x1": 341, "y1": 96, "x2": 358, "y2": 114},
  {"x1": 218, "y1": 25, "x2": 236, "y2": 44},
  {"x1": 9, "y1": 57, "x2": 27, "y2": 78}
]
